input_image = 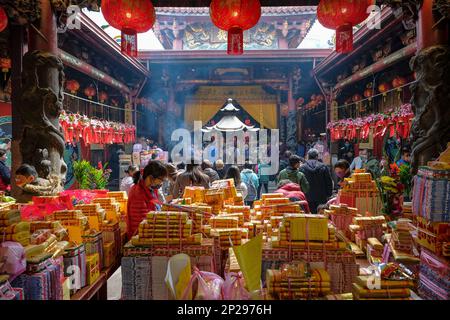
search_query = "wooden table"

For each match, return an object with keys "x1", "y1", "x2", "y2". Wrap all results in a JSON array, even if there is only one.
[{"x1": 70, "y1": 259, "x2": 120, "y2": 300}]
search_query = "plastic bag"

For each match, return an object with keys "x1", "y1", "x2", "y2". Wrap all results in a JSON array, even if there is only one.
[
  {"x1": 0, "y1": 242, "x2": 26, "y2": 281},
  {"x1": 165, "y1": 254, "x2": 191, "y2": 300},
  {"x1": 222, "y1": 272, "x2": 251, "y2": 300},
  {"x1": 181, "y1": 267, "x2": 224, "y2": 300}
]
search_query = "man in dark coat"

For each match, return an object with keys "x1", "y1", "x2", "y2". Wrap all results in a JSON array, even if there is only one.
[{"x1": 300, "y1": 148, "x2": 333, "y2": 213}]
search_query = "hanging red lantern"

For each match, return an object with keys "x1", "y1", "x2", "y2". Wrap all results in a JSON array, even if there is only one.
[
  {"x1": 317, "y1": 0, "x2": 374, "y2": 53},
  {"x1": 65, "y1": 80, "x2": 80, "y2": 94},
  {"x1": 378, "y1": 82, "x2": 391, "y2": 94},
  {"x1": 0, "y1": 57, "x2": 11, "y2": 80},
  {"x1": 210, "y1": 0, "x2": 261, "y2": 55},
  {"x1": 0, "y1": 7, "x2": 8, "y2": 33},
  {"x1": 101, "y1": 0, "x2": 156, "y2": 57},
  {"x1": 84, "y1": 86, "x2": 96, "y2": 100},
  {"x1": 392, "y1": 76, "x2": 407, "y2": 89},
  {"x1": 244, "y1": 119, "x2": 251, "y2": 126},
  {"x1": 99, "y1": 91, "x2": 109, "y2": 103},
  {"x1": 352, "y1": 94, "x2": 362, "y2": 103}
]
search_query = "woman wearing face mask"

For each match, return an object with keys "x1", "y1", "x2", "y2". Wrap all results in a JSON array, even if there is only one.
[
  {"x1": 333, "y1": 159, "x2": 351, "y2": 190},
  {"x1": 127, "y1": 160, "x2": 168, "y2": 239}
]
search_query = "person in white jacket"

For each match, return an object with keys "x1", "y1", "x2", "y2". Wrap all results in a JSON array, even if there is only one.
[{"x1": 120, "y1": 165, "x2": 139, "y2": 195}]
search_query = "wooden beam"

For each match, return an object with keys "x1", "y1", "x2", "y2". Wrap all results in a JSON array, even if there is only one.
[
  {"x1": 333, "y1": 43, "x2": 417, "y2": 91},
  {"x1": 59, "y1": 49, "x2": 131, "y2": 93},
  {"x1": 139, "y1": 49, "x2": 332, "y2": 64}
]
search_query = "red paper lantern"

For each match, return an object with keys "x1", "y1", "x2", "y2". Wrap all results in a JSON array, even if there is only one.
[
  {"x1": 84, "y1": 86, "x2": 96, "y2": 100},
  {"x1": 317, "y1": 0, "x2": 374, "y2": 53},
  {"x1": 352, "y1": 94, "x2": 362, "y2": 103},
  {"x1": 392, "y1": 76, "x2": 407, "y2": 89},
  {"x1": 65, "y1": 80, "x2": 80, "y2": 94},
  {"x1": 210, "y1": 0, "x2": 261, "y2": 55},
  {"x1": 378, "y1": 82, "x2": 391, "y2": 94},
  {"x1": 101, "y1": 0, "x2": 156, "y2": 57},
  {"x1": 99, "y1": 91, "x2": 109, "y2": 103},
  {"x1": 244, "y1": 119, "x2": 251, "y2": 126},
  {"x1": 0, "y1": 7, "x2": 8, "y2": 33}
]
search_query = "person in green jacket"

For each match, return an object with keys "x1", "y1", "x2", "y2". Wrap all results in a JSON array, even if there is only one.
[{"x1": 277, "y1": 155, "x2": 310, "y2": 193}]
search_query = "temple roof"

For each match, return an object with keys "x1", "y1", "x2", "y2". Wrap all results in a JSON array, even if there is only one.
[
  {"x1": 156, "y1": 6, "x2": 317, "y2": 16},
  {"x1": 154, "y1": 6, "x2": 317, "y2": 50}
]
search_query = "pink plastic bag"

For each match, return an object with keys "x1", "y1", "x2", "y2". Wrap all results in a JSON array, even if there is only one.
[
  {"x1": 181, "y1": 267, "x2": 224, "y2": 300},
  {"x1": 222, "y1": 272, "x2": 251, "y2": 300},
  {"x1": 0, "y1": 242, "x2": 26, "y2": 282}
]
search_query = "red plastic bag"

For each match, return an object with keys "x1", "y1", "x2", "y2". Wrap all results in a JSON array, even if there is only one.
[
  {"x1": 0, "y1": 242, "x2": 26, "y2": 282},
  {"x1": 222, "y1": 272, "x2": 251, "y2": 300},
  {"x1": 181, "y1": 267, "x2": 224, "y2": 300}
]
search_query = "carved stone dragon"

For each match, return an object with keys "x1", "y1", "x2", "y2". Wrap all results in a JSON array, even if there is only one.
[
  {"x1": 18, "y1": 51, "x2": 68, "y2": 200},
  {"x1": 409, "y1": 45, "x2": 450, "y2": 173}
]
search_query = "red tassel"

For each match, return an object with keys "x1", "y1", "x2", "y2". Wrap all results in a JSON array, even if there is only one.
[
  {"x1": 122, "y1": 28, "x2": 138, "y2": 57},
  {"x1": 336, "y1": 24, "x2": 353, "y2": 53},
  {"x1": 228, "y1": 27, "x2": 244, "y2": 55}
]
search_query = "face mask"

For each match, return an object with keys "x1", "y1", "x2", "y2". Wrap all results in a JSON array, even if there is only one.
[
  {"x1": 336, "y1": 171, "x2": 345, "y2": 179},
  {"x1": 150, "y1": 184, "x2": 162, "y2": 190}
]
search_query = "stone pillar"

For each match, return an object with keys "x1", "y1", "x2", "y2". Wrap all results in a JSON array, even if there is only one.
[
  {"x1": 12, "y1": 0, "x2": 66, "y2": 201},
  {"x1": 409, "y1": 0, "x2": 450, "y2": 173},
  {"x1": 286, "y1": 75, "x2": 298, "y2": 151}
]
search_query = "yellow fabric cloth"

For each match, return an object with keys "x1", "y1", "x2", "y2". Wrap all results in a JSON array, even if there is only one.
[{"x1": 184, "y1": 86, "x2": 277, "y2": 129}]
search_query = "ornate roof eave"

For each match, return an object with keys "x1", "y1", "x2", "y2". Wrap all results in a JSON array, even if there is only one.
[{"x1": 155, "y1": 6, "x2": 317, "y2": 16}]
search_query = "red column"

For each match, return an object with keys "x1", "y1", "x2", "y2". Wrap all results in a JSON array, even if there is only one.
[
  {"x1": 28, "y1": 0, "x2": 57, "y2": 53},
  {"x1": 417, "y1": 0, "x2": 449, "y2": 50}
]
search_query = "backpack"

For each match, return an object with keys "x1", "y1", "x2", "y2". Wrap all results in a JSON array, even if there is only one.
[{"x1": 242, "y1": 172, "x2": 257, "y2": 201}]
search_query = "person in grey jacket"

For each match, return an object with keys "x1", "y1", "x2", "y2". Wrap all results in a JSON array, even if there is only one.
[{"x1": 201, "y1": 159, "x2": 220, "y2": 183}]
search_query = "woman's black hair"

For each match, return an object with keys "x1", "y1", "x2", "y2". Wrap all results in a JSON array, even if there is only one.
[
  {"x1": 185, "y1": 162, "x2": 209, "y2": 185},
  {"x1": 334, "y1": 159, "x2": 350, "y2": 170},
  {"x1": 0, "y1": 148, "x2": 6, "y2": 158},
  {"x1": 16, "y1": 164, "x2": 38, "y2": 178},
  {"x1": 225, "y1": 165, "x2": 241, "y2": 185},
  {"x1": 133, "y1": 160, "x2": 168, "y2": 184}
]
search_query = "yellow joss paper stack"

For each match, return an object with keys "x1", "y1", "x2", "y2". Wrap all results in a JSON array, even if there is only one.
[
  {"x1": 267, "y1": 263, "x2": 332, "y2": 299},
  {"x1": 133, "y1": 211, "x2": 201, "y2": 246},
  {"x1": 205, "y1": 189, "x2": 225, "y2": 213},
  {"x1": 366, "y1": 238, "x2": 384, "y2": 264},
  {"x1": 220, "y1": 213, "x2": 244, "y2": 227},
  {"x1": 391, "y1": 219, "x2": 415, "y2": 254},
  {"x1": 92, "y1": 198, "x2": 121, "y2": 224},
  {"x1": 183, "y1": 186, "x2": 206, "y2": 203},
  {"x1": 0, "y1": 210, "x2": 30, "y2": 246},
  {"x1": 338, "y1": 169, "x2": 382, "y2": 215},
  {"x1": 74, "y1": 203, "x2": 105, "y2": 232},
  {"x1": 52, "y1": 210, "x2": 89, "y2": 244},
  {"x1": 210, "y1": 216, "x2": 239, "y2": 229},
  {"x1": 30, "y1": 221, "x2": 67, "y2": 241},
  {"x1": 224, "y1": 205, "x2": 251, "y2": 222},
  {"x1": 271, "y1": 214, "x2": 345, "y2": 249},
  {"x1": 210, "y1": 228, "x2": 242, "y2": 247},
  {"x1": 352, "y1": 276, "x2": 413, "y2": 300},
  {"x1": 211, "y1": 179, "x2": 238, "y2": 200}
]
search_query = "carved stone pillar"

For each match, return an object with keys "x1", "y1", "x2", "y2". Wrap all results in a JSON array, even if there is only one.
[
  {"x1": 286, "y1": 74, "x2": 298, "y2": 151},
  {"x1": 409, "y1": 45, "x2": 450, "y2": 173}
]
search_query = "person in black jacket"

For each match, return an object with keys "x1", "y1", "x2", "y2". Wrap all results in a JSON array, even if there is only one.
[
  {"x1": 300, "y1": 148, "x2": 333, "y2": 213},
  {"x1": 0, "y1": 149, "x2": 10, "y2": 192}
]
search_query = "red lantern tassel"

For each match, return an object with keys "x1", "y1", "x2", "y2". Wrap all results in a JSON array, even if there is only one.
[
  {"x1": 122, "y1": 28, "x2": 138, "y2": 57},
  {"x1": 228, "y1": 27, "x2": 244, "y2": 55},
  {"x1": 336, "y1": 24, "x2": 353, "y2": 53}
]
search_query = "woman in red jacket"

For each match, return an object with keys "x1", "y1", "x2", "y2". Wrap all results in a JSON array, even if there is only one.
[
  {"x1": 127, "y1": 160, "x2": 168, "y2": 238},
  {"x1": 274, "y1": 179, "x2": 310, "y2": 213}
]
